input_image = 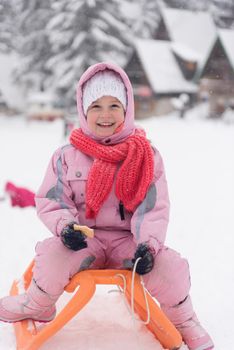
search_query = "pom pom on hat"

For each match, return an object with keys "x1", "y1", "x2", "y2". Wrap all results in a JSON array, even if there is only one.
[{"x1": 82, "y1": 70, "x2": 127, "y2": 115}]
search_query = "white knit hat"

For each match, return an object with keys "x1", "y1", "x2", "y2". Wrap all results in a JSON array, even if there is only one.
[{"x1": 82, "y1": 70, "x2": 127, "y2": 115}]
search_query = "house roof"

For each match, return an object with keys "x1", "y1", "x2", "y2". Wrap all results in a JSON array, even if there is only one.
[
  {"x1": 197, "y1": 28, "x2": 234, "y2": 79},
  {"x1": 135, "y1": 39, "x2": 198, "y2": 94},
  {"x1": 218, "y1": 29, "x2": 234, "y2": 71},
  {"x1": 171, "y1": 42, "x2": 201, "y2": 62},
  {"x1": 161, "y1": 8, "x2": 217, "y2": 71}
]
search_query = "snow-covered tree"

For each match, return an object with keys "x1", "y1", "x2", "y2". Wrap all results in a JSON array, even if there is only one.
[
  {"x1": 13, "y1": 0, "x2": 54, "y2": 91},
  {"x1": 0, "y1": 0, "x2": 16, "y2": 52},
  {"x1": 46, "y1": 0, "x2": 132, "y2": 107},
  {"x1": 210, "y1": 0, "x2": 234, "y2": 28},
  {"x1": 162, "y1": 0, "x2": 208, "y2": 11},
  {"x1": 162, "y1": 0, "x2": 234, "y2": 28},
  {"x1": 119, "y1": 0, "x2": 160, "y2": 38}
]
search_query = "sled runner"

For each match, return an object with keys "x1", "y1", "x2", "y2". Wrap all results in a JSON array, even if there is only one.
[{"x1": 10, "y1": 261, "x2": 182, "y2": 350}]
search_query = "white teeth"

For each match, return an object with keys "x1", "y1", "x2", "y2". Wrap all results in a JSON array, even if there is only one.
[{"x1": 97, "y1": 122, "x2": 114, "y2": 126}]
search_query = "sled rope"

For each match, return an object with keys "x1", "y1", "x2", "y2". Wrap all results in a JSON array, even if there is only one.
[
  {"x1": 111, "y1": 257, "x2": 150, "y2": 325},
  {"x1": 110, "y1": 258, "x2": 150, "y2": 350},
  {"x1": 131, "y1": 257, "x2": 150, "y2": 325}
]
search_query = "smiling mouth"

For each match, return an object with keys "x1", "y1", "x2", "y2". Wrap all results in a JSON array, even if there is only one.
[{"x1": 96, "y1": 122, "x2": 115, "y2": 127}]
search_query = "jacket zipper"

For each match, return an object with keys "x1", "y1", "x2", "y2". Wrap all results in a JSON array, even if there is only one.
[{"x1": 119, "y1": 201, "x2": 125, "y2": 220}]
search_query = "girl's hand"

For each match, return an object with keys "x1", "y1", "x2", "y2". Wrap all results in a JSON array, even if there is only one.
[
  {"x1": 61, "y1": 222, "x2": 87, "y2": 251},
  {"x1": 132, "y1": 243, "x2": 155, "y2": 275}
]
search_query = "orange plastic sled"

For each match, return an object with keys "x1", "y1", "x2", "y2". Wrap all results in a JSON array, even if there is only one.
[{"x1": 10, "y1": 261, "x2": 182, "y2": 350}]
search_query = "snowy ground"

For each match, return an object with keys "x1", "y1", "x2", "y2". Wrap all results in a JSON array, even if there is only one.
[{"x1": 0, "y1": 109, "x2": 234, "y2": 349}]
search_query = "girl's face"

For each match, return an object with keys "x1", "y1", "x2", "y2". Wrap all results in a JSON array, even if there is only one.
[{"x1": 86, "y1": 96, "x2": 125, "y2": 137}]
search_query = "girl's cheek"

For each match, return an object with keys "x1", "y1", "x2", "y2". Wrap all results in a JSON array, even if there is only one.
[{"x1": 114, "y1": 122, "x2": 124, "y2": 134}]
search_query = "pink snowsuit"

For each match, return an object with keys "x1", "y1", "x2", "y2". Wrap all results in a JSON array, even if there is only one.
[{"x1": 34, "y1": 62, "x2": 190, "y2": 310}]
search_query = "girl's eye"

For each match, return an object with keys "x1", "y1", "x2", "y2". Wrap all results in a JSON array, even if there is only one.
[
  {"x1": 111, "y1": 104, "x2": 120, "y2": 108},
  {"x1": 91, "y1": 104, "x2": 100, "y2": 109}
]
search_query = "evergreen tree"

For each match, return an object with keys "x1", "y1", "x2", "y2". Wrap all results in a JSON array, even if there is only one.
[
  {"x1": 46, "y1": 0, "x2": 131, "y2": 107},
  {"x1": 120, "y1": 0, "x2": 160, "y2": 38},
  {"x1": 210, "y1": 0, "x2": 234, "y2": 28},
  {"x1": 162, "y1": 0, "x2": 234, "y2": 28},
  {"x1": 162, "y1": 0, "x2": 207, "y2": 11},
  {"x1": 13, "y1": 0, "x2": 54, "y2": 91},
  {"x1": 0, "y1": 0, "x2": 16, "y2": 52}
]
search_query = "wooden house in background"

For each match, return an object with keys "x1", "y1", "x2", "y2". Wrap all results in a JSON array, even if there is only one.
[
  {"x1": 125, "y1": 39, "x2": 197, "y2": 118},
  {"x1": 126, "y1": 8, "x2": 234, "y2": 118},
  {"x1": 198, "y1": 29, "x2": 234, "y2": 117},
  {"x1": 156, "y1": 8, "x2": 217, "y2": 69}
]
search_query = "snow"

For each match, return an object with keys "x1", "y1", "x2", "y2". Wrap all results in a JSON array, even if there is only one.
[
  {"x1": 222, "y1": 108, "x2": 234, "y2": 124},
  {"x1": 91, "y1": 27, "x2": 126, "y2": 53},
  {"x1": 171, "y1": 42, "x2": 201, "y2": 62},
  {"x1": 0, "y1": 53, "x2": 26, "y2": 110},
  {"x1": 135, "y1": 39, "x2": 198, "y2": 93},
  {"x1": 71, "y1": 32, "x2": 86, "y2": 50},
  {"x1": 27, "y1": 92, "x2": 56, "y2": 105},
  {"x1": 100, "y1": 10, "x2": 129, "y2": 32},
  {"x1": 47, "y1": 13, "x2": 67, "y2": 31},
  {"x1": 119, "y1": 2, "x2": 142, "y2": 20},
  {"x1": 161, "y1": 8, "x2": 217, "y2": 70},
  {"x1": 0, "y1": 110, "x2": 234, "y2": 349},
  {"x1": 218, "y1": 28, "x2": 234, "y2": 71}
]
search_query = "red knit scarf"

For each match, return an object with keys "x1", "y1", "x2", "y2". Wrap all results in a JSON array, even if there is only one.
[{"x1": 70, "y1": 128, "x2": 154, "y2": 218}]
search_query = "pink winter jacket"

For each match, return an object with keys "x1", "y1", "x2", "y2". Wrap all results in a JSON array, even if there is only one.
[{"x1": 35, "y1": 62, "x2": 170, "y2": 255}]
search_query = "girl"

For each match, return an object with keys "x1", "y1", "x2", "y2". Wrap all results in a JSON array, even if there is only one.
[{"x1": 0, "y1": 62, "x2": 214, "y2": 350}]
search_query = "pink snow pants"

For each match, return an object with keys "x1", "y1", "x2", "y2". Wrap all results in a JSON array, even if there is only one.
[{"x1": 34, "y1": 229, "x2": 190, "y2": 307}]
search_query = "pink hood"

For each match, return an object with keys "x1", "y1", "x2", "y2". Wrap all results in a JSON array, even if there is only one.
[{"x1": 76, "y1": 62, "x2": 135, "y2": 144}]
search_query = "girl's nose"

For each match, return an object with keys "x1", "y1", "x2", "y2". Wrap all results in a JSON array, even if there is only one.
[{"x1": 100, "y1": 108, "x2": 110, "y2": 118}]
